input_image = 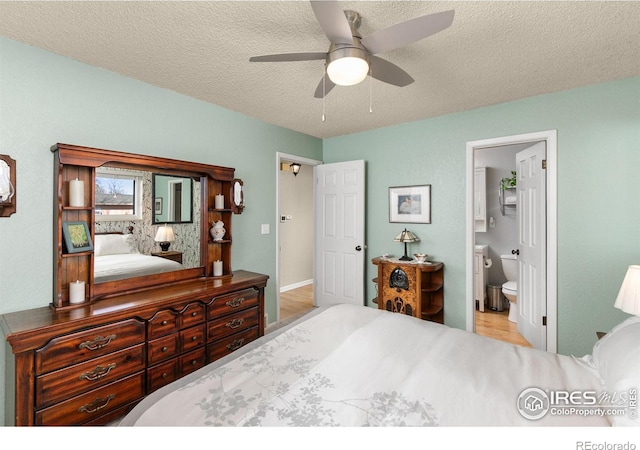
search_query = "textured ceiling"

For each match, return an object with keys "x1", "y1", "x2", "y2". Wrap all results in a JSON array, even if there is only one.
[{"x1": 0, "y1": 1, "x2": 638, "y2": 139}]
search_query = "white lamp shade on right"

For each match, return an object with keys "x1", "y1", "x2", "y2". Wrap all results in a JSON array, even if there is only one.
[{"x1": 614, "y1": 265, "x2": 640, "y2": 316}]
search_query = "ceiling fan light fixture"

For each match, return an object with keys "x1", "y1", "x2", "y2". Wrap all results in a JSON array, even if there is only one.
[{"x1": 327, "y1": 56, "x2": 369, "y2": 86}]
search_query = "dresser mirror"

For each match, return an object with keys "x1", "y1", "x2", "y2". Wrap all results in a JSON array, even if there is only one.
[
  {"x1": 53, "y1": 142, "x2": 239, "y2": 306},
  {"x1": 93, "y1": 167, "x2": 202, "y2": 285}
]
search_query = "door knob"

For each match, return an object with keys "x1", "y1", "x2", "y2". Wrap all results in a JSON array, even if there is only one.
[{"x1": 355, "y1": 245, "x2": 362, "y2": 251}]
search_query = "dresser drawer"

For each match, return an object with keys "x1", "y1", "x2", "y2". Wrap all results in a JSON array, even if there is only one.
[
  {"x1": 207, "y1": 306, "x2": 259, "y2": 342},
  {"x1": 207, "y1": 326, "x2": 259, "y2": 362},
  {"x1": 147, "y1": 333, "x2": 179, "y2": 365},
  {"x1": 180, "y1": 324, "x2": 206, "y2": 352},
  {"x1": 180, "y1": 347, "x2": 206, "y2": 376},
  {"x1": 179, "y1": 302, "x2": 206, "y2": 328},
  {"x1": 148, "y1": 309, "x2": 180, "y2": 340},
  {"x1": 35, "y1": 372, "x2": 144, "y2": 426},
  {"x1": 35, "y1": 319, "x2": 146, "y2": 374},
  {"x1": 208, "y1": 288, "x2": 258, "y2": 319},
  {"x1": 36, "y1": 344, "x2": 145, "y2": 409},
  {"x1": 147, "y1": 359, "x2": 179, "y2": 393}
]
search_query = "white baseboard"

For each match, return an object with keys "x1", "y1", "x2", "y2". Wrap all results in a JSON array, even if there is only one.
[{"x1": 280, "y1": 279, "x2": 313, "y2": 293}]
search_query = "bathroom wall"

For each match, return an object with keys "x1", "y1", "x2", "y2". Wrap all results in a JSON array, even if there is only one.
[{"x1": 475, "y1": 143, "x2": 536, "y2": 285}]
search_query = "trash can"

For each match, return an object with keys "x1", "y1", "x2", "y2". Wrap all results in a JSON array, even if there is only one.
[{"x1": 488, "y1": 285, "x2": 504, "y2": 312}]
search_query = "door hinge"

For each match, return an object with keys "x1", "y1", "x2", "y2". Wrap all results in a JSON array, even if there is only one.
[
  {"x1": 542, "y1": 316, "x2": 547, "y2": 326},
  {"x1": 542, "y1": 159, "x2": 547, "y2": 170}
]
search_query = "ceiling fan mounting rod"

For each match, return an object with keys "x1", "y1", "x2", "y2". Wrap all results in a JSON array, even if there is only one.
[{"x1": 343, "y1": 10, "x2": 362, "y2": 37}]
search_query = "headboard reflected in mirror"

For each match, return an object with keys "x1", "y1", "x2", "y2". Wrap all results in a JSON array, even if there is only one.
[{"x1": 52, "y1": 143, "x2": 242, "y2": 309}]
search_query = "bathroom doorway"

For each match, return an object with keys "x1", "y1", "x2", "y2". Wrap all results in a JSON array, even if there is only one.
[{"x1": 466, "y1": 131, "x2": 558, "y2": 352}]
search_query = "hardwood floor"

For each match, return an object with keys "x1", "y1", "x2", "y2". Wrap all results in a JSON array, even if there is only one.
[
  {"x1": 279, "y1": 284, "x2": 315, "y2": 322},
  {"x1": 475, "y1": 308, "x2": 532, "y2": 347},
  {"x1": 279, "y1": 284, "x2": 531, "y2": 348}
]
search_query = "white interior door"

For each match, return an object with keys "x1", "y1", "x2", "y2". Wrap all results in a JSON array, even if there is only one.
[
  {"x1": 516, "y1": 142, "x2": 547, "y2": 350},
  {"x1": 314, "y1": 160, "x2": 365, "y2": 307}
]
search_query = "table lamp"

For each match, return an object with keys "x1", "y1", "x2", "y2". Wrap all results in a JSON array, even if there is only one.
[
  {"x1": 614, "y1": 265, "x2": 640, "y2": 315},
  {"x1": 393, "y1": 229, "x2": 419, "y2": 261},
  {"x1": 155, "y1": 225, "x2": 175, "y2": 252}
]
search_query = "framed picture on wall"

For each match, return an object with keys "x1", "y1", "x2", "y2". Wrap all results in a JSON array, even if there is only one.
[
  {"x1": 389, "y1": 185, "x2": 431, "y2": 224},
  {"x1": 154, "y1": 197, "x2": 163, "y2": 215},
  {"x1": 62, "y1": 221, "x2": 93, "y2": 254}
]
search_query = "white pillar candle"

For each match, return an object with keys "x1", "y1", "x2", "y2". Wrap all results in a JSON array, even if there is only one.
[
  {"x1": 213, "y1": 260, "x2": 223, "y2": 277},
  {"x1": 69, "y1": 179, "x2": 84, "y2": 207},
  {"x1": 215, "y1": 194, "x2": 224, "y2": 209},
  {"x1": 69, "y1": 280, "x2": 85, "y2": 304}
]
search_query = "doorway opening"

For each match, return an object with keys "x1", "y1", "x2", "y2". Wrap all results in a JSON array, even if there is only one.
[
  {"x1": 275, "y1": 152, "x2": 322, "y2": 327},
  {"x1": 466, "y1": 130, "x2": 557, "y2": 352}
]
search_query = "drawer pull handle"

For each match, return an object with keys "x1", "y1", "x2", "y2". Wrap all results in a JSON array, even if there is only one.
[
  {"x1": 161, "y1": 320, "x2": 168, "y2": 326},
  {"x1": 225, "y1": 318, "x2": 244, "y2": 329},
  {"x1": 162, "y1": 373, "x2": 168, "y2": 378},
  {"x1": 79, "y1": 363, "x2": 117, "y2": 382},
  {"x1": 191, "y1": 360, "x2": 198, "y2": 365},
  {"x1": 225, "y1": 297, "x2": 245, "y2": 308},
  {"x1": 78, "y1": 334, "x2": 116, "y2": 351},
  {"x1": 78, "y1": 394, "x2": 115, "y2": 414},
  {"x1": 191, "y1": 312, "x2": 198, "y2": 317},
  {"x1": 161, "y1": 346, "x2": 169, "y2": 352},
  {"x1": 191, "y1": 335, "x2": 199, "y2": 341},
  {"x1": 226, "y1": 338, "x2": 245, "y2": 351}
]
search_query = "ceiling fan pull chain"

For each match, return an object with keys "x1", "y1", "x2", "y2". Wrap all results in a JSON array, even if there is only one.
[
  {"x1": 369, "y1": 67, "x2": 373, "y2": 114},
  {"x1": 322, "y1": 66, "x2": 326, "y2": 122}
]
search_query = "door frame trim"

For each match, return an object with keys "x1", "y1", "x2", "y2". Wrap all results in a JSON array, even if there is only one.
[
  {"x1": 275, "y1": 152, "x2": 322, "y2": 325},
  {"x1": 465, "y1": 130, "x2": 557, "y2": 353}
]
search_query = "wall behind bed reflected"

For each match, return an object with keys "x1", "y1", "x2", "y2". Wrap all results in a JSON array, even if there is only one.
[{"x1": 94, "y1": 167, "x2": 201, "y2": 280}]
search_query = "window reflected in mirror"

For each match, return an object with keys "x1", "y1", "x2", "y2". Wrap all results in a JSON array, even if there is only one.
[{"x1": 95, "y1": 169, "x2": 143, "y2": 221}]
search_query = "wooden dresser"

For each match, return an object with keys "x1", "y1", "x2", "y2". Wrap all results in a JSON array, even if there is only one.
[
  {"x1": 1, "y1": 271, "x2": 268, "y2": 426},
  {"x1": 372, "y1": 257, "x2": 444, "y2": 323}
]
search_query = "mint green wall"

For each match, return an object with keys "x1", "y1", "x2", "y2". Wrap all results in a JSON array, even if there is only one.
[
  {"x1": 0, "y1": 36, "x2": 321, "y2": 424},
  {"x1": 324, "y1": 75, "x2": 640, "y2": 358}
]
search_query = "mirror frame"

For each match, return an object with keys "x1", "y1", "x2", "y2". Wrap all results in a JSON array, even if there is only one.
[{"x1": 53, "y1": 143, "x2": 236, "y2": 303}]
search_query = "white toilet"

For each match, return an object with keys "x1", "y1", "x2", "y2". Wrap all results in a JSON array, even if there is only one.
[{"x1": 500, "y1": 254, "x2": 518, "y2": 323}]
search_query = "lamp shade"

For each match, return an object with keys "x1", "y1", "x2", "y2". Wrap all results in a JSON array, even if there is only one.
[
  {"x1": 393, "y1": 229, "x2": 419, "y2": 243},
  {"x1": 154, "y1": 225, "x2": 175, "y2": 243},
  {"x1": 614, "y1": 265, "x2": 640, "y2": 315}
]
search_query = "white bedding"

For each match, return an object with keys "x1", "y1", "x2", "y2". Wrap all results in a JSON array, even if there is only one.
[
  {"x1": 94, "y1": 253, "x2": 183, "y2": 283},
  {"x1": 119, "y1": 304, "x2": 628, "y2": 427}
]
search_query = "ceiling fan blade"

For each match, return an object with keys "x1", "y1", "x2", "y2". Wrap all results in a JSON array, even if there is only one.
[
  {"x1": 361, "y1": 10, "x2": 454, "y2": 55},
  {"x1": 310, "y1": 0, "x2": 353, "y2": 45},
  {"x1": 369, "y1": 56, "x2": 414, "y2": 87},
  {"x1": 314, "y1": 75, "x2": 336, "y2": 98},
  {"x1": 250, "y1": 52, "x2": 327, "y2": 62}
]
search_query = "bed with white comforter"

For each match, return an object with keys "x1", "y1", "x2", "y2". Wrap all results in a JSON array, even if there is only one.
[
  {"x1": 93, "y1": 233, "x2": 183, "y2": 283},
  {"x1": 120, "y1": 304, "x2": 640, "y2": 427}
]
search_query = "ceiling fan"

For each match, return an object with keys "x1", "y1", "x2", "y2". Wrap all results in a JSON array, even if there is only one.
[{"x1": 249, "y1": 0, "x2": 454, "y2": 98}]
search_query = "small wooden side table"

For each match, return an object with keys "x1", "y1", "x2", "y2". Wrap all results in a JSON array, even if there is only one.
[
  {"x1": 372, "y1": 257, "x2": 444, "y2": 324},
  {"x1": 152, "y1": 250, "x2": 183, "y2": 264}
]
